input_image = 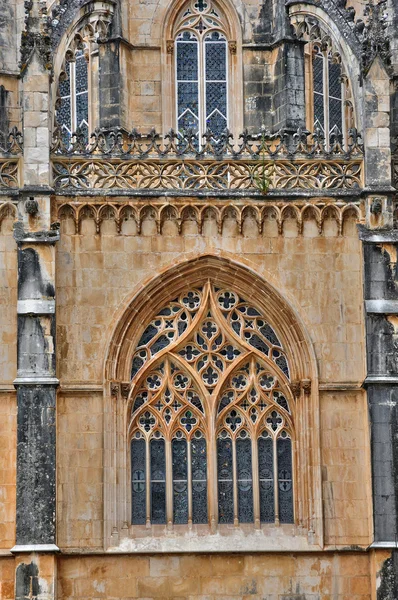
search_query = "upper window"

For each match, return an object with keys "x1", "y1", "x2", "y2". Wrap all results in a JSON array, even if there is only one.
[
  {"x1": 309, "y1": 46, "x2": 351, "y2": 147},
  {"x1": 57, "y1": 48, "x2": 89, "y2": 146},
  {"x1": 174, "y1": 0, "x2": 229, "y2": 137},
  {"x1": 293, "y1": 16, "x2": 355, "y2": 149},
  {"x1": 129, "y1": 283, "x2": 294, "y2": 529}
]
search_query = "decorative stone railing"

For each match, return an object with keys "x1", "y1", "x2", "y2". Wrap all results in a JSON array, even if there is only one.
[
  {"x1": 51, "y1": 127, "x2": 364, "y2": 195},
  {"x1": 0, "y1": 128, "x2": 23, "y2": 190}
]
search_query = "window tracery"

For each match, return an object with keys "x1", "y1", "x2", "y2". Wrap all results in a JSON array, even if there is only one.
[
  {"x1": 54, "y1": 9, "x2": 114, "y2": 146},
  {"x1": 129, "y1": 283, "x2": 294, "y2": 529},
  {"x1": 291, "y1": 15, "x2": 355, "y2": 149},
  {"x1": 174, "y1": 0, "x2": 230, "y2": 137}
]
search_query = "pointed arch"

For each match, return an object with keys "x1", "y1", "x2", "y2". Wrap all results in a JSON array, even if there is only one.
[{"x1": 103, "y1": 254, "x2": 322, "y2": 550}]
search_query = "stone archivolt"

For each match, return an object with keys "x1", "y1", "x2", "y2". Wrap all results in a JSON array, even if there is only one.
[{"x1": 54, "y1": 199, "x2": 362, "y2": 236}]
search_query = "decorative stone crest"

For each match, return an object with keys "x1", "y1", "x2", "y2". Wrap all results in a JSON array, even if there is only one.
[{"x1": 362, "y1": 0, "x2": 392, "y2": 75}]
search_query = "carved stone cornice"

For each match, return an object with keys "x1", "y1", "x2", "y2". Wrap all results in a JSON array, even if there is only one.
[{"x1": 54, "y1": 198, "x2": 362, "y2": 236}]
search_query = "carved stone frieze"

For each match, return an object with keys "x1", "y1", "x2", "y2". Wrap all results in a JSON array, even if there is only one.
[{"x1": 54, "y1": 199, "x2": 362, "y2": 237}]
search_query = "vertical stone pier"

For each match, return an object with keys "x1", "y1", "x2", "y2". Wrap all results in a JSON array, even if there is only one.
[{"x1": 11, "y1": 2, "x2": 58, "y2": 594}]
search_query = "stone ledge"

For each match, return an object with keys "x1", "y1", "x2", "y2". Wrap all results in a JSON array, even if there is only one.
[
  {"x1": 17, "y1": 299, "x2": 55, "y2": 315},
  {"x1": 11, "y1": 544, "x2": 60, "y2": 554},
  {"x1": 365, "y1": 300, "x2": 398, "y2": 314}
]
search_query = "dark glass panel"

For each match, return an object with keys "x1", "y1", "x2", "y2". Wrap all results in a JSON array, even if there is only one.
[
  {"x1": 58, "y1": 97, "x2": 71, "y2": 133},
  {"x1": 205, "y1": 82, "x2": 227, "y2": 117},
  {"x1": 176, "y1": 38, "x2": 198, "y2": 81},
  {"x1": 138, "y1": 323, "x2": 159, "y2": 347},
  {"x1": 75, "y1": 52, "x2": 88, "y2": 94},
  {"x1": 314, "y1": 93, "x2": 324, "y2": 132},
  {"x1": 191, "y1": 437, "x2": 208, "y2": 524},
  {"x1": 258, "y1": 436, "x2": 275, "y2": 523},
  {"x1": 329, "y1": 98, "x2": 342, "y2": 136},
  {"x1": 277, "y1": 436, "x2": 294, "y2": 523},
  {"x1": 313, "y1": 54, "x2": 324, "y2": 131},
  {"x1": 172, "y1": 438, "x2": 188, "y2": 524},
  {"x1": 328, "y1": 60, "x2": 342, "y2": 100},
  {"x1": 131, "y1": 438, "x2": 146, "y2": 525},
  {"x1": 217, "y1": 437, "x2": 234, "y2": 523},
  {"x1": 259, "y1": 324, "x2": 279, "y2": 346},
  {"x1": 150, "y1": 335, "x2": 170, "y2": 355},
  {"x1": 76, "y1": 92, "x2": 88, "y2": 127},
  {"x1": 59, "y1": 64, "x2": 70, "y2": 99},
  {"x1": 236, "y1": 437, "x2": 254, "y2": 523},
  {"x1": 150, "y1": 438, "x2": 166, "y2": 524},
  {"x1": 205, "y1": 40, "x2": 226, "y2": 81},
  {"x1": 206, "y1": 110, "x2": 227, "y2": 138},
  {"x1": 313, "y1": 54, "x2": 323, "y2": 94},
  {"x1": 246, "y1": 333, "x2": 269, "y2": 356}
]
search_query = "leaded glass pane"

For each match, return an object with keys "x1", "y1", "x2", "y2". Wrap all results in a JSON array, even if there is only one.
[
  {"x1": 277, "y1": 436, "x2": 294, "y2": 523},
  {"x1": 217, "y1": 437, "x2": 234, "y2": 523},
  {"x1": 76, "y1": 92, "x2": 88, "y2": 127},
  {"x1": 172, "y1": 438, "x2": 188, "y2": 524},
  {"x1": 192, "y1": 436, "x2": 208, "y2": 524},
  {"x1": 329, "y1": 98, "x2": 342, "y2": 137},
  {"x1": 258, "y1": 436, "x2": 275, "y2": 523},
  {"x1": 313, "y1": 54, "x2": 324, "y2": 132},
  {"x1": 205, "y1": 35, "x2": 226, "y2": 81},
  {"x1": 236, "y1": 437, "x2": 254, "y2": 523},
  {"x1": 150, "y1": 438, "x2": 166, "y2": 524},
  {"x1": 131, "y1": 438, "x2": 146, "y2": 525},
  {"x1": 75, "y1": 51, "x2": 88, "y2": 94},
  {"x1": 313, "y1": 54, "x2": 323, "y2": 94},
  {"x1": 328, "y1": 60, "x2": 342, "y2": 100},
  {"x1": 177, "y1": 35, "x2": 198, "y2": 80},
  {"x1": 177, "y1": 35, "x2": 199, "y2": 135}
]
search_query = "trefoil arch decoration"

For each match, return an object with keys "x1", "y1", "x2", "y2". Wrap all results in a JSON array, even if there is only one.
[{"x1": 104, "y1": 255, "x2": 321, "y2": 551}]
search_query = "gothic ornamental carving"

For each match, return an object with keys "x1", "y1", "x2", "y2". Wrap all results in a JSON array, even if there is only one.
[{"x1": 128, "y1": 283, "x2": 294, "y2": 528}]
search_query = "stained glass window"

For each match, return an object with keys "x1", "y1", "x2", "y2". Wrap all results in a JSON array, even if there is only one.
[
  {"x1": 130, "y1": 284, "x2": 294, "y2": 528},
  {"x1": 174, "y1": 0, "x2": 228, "y2": 138},
  {"x1": 57, "y1": 49, "x2": 89, "y2": 145}
]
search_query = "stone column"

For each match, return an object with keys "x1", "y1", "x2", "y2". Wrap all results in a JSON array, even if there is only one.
[{"x1": 11, "y1": 9, "x2": 58, "y2": 597}]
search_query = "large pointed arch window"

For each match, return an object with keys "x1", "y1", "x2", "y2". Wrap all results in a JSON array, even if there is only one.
[
  {"x1": 174, "y1": 0, "x2": 229, "y2": 138},
  {"x1": 129, "y1": 284, "x2": 294, "y2": 529}
]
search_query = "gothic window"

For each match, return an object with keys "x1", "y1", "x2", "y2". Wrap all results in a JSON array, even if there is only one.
[
  {"x1": 174, "y1": 0, "x2": 229, "y2": 138},
  {"x1": 311, "y1": 47, "x2": 344, "y2": 144},
  {"x1": 57, "y1": 48, "x2": 89, "y2": 146},
  {"x1": 129, "y1": 284, "x2": 294, "y2": 529},
  {"x1": 293, "y1": 16, "x2": 355, "y2": 150}
]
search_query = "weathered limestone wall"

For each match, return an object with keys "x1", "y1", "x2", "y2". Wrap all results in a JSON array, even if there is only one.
[
  {"x1": 0, "y1": 215, "x2": 17, "y2": 384},
  {"x1": 0, "y1": 393, "x2": 16, "y2": 550},
  {"x1": 54, "y1": 208, "x2": 371, "y2": 551},
  {"x1": 56, "y1": 211, "x2": 365, "y2": 385},
  {"x1": 57, "y1": 552, "x2": 373, "y2": 599},
  {"x1": 320, "y1": 390, "x2": 371, "y2": 547}
]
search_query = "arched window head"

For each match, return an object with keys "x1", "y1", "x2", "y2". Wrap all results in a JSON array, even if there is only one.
[
  {"x1": 54, "y1": 6, "x2": 115, "y2": 146},
  {"x1": 291, "y1": 15, "x2": 355, "y2": 150},
  {"x1": 173, "y1": 0, "x2": 230, "y2": 138},
  {"x1": 129, "y1": 283, "x2": 294, "y2": 529}
]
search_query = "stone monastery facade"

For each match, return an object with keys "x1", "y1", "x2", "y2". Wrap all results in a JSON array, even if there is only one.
[{"x1": 1, "y1": 0, "x2": 398, "y2": 598}]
